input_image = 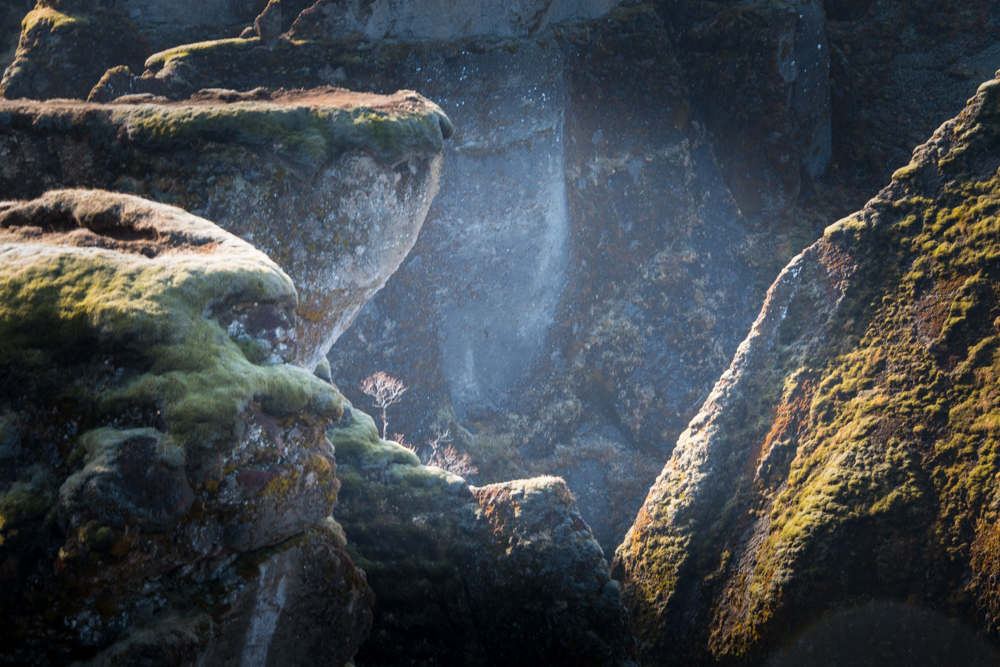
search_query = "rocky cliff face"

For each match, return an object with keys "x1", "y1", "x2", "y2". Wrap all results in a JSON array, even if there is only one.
[
  {"x1": 289, "y1": 0, "x2": 621, "y2": 40},
  {"x1": 28, "y1": 0, "x2": 993, "y2": 555},
  {"x1": 317, "y1": 6, "x2": 777, "y2": 553},
  {"x1": 0, "y1": 189, "x2": 373, "y2": 666},
  {"x1": 0, "y1": 88, "x2": 452, "y2": 370},
  {"x1": 6, "y1": 1, "x2": 1000, "y2": 663},
  {"x1": 613, "y1": 72, "x2": 1000, "y2": 665}
]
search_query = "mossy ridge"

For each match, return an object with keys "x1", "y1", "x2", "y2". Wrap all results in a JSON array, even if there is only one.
[
  {"x1": 112, "y1": 101, "x2": 445, "y2": 167},
  {"x1": 711, "y1": 169, "x2": 1000, "y2": 654},
  {"x1": 617, "y1": 78, "x2": 1000, "y2": 661}
]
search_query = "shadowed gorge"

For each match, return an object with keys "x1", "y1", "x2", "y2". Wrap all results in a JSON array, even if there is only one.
[{"x1": 3, "y1": 0, "x2": 1000, "y2": 665}]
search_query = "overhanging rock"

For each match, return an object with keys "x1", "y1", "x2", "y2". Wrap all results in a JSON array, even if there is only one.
[{"x1": 0, "y1": 87, "x2": 453, "y2": 369}]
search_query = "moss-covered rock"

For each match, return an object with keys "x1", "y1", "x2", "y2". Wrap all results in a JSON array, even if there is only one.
[
  {"x1": 0, "y1": 189, "x2": 372, "y2": 665},
  {"x1": 328, "y1": 403, "x2": 636, "y2": 666},
  {"x1": 0, "y1": 87, "x2": 451, "y2": 369},
  {"x1": 0, "y1": 1, "x2": 150, "y2": 101},
  {"x1": 0, "y1": 0, "x2": 274, "y2": 101},
  {"x1": 613, "y1": 72, "x2": 1000, "y2": 665}
]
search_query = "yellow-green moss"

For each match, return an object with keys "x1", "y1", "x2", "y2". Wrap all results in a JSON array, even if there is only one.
[
  {"x1": 0, "y1": 195, "x2": 342, "y2": 451},
  {"x1": 111, "y1": 102, "x2": 445, "y2": 167},
  {"x1": 733, "y1": 163, "x2": 1000, "y2": 652},
  {"x1": 21, "y1": 7, "x2": 89, "y2": 35},
  {"x1": 328, "y1": 408, "x2": 420, "y2": 468},
  {"x1": 143, "y1": 38, "x2": 259, "y2": 71}
]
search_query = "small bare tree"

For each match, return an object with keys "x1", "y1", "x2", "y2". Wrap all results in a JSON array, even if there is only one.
[
  {"x1": 360, "y1": 371, "x2": 407, "y2": 439},
  {"x1": 425, "y1": 427, "x2": 479, "y2": 479}
]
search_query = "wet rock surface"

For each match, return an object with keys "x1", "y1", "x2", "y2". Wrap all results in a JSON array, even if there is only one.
[
  {"x1": 0, "y1": 88, "x2": 451, "y2": 369},
  {"x1": 0, "y1": 189, "x2": 373, "y2": 666},
  {"x1": 614, "y1": 73, "x2": 1000, "y2": 665}
]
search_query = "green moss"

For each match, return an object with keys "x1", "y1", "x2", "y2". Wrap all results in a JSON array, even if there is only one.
[
  {"x1": 891, "y1": 162, "x2": 921, "y2": 181},
  {"x1": 329, "y1": 407, "x2": 420, "y2": 468},
  {"x1": 21, "y1": 7, "x2": 89, "y2": 35},
  {"x1": 144, "y1": 38, "x2": 259, "y2": 71},
  {"x1": 0, "y1": 194, "x2": 342, "y2": 452},
  {"x1": 0, "y1": 465, "x2": 57, "y2": 543},
  {"x1": 111, "y1": 102, "x2": 446, "y2": 167}
]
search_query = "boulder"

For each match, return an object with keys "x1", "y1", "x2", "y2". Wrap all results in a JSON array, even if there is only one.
[
  {"x1": 0, "y1": 189, "x2": 373, "y2": 666},
  {"x1": 613, "y1": 73, "x2": 1000, "y2": 665},
  {"x1": 328, "y1": 406, "x2": 637, "y2": 666},
  {"x1": 0, "y1": 88, "x2": 452, "y2": 369}
]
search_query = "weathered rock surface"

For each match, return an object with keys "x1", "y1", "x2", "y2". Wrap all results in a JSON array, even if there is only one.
[
  {"x1": 0, "y1": 189, "x2": 373, "y2": 665},
  {"x1": 0, "y1": 0, "x2": 266, "y2": 100},
  {"x1": 10, "y1": 0, "x2": 997, "y2": 557},
  {"x1": 288, "y1": 0, "x2": 621, "y2": 41},
  {"x1": 613, "y1": 73, "x2": 1000, "y2": 665},
  {"x1": 0, "y1": 88, "x2": 452, "y2": 369},
  {"x1": 328, "y1": 406, "x2": 636, "y2": 666},
  {"x1": 655, "y1": 0, "x2": 831, "y2": 217},
  {"x1": 824, "y1": 0, "x2": 1000, "y2": 191}
]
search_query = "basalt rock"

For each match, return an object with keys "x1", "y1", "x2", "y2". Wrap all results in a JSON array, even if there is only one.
[
  {"x1": 328, "y1": 406, "x2": 636, "y2": 666},
  {"x1": 654, "y1": 0, "x2": 832, "y2": 218},
  {"x1": 613, "y1": 73, "x2": 1000, "y2": 665},
  {"x1": 0, "y1": 189, "x2": 373, "y2": 666},
  {"x1": 287, "y1": 0, "x2": 622, "y2": 41},
  {"x1": 0, "y1": 88, "x2": 452, "y2": 369},
  {"x1": 823, "y1": 0, "x2": 1000, "y2": 192}
]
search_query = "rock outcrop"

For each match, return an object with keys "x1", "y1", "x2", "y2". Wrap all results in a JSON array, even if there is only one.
[
  {"x1": 0, "y1": 88, "x2": 452, "y2": 369},
  {"x1": 328, "y1": 405, "x2": 637, "y2": 666},
  {"x1": 0, "y1": 189, "x2": 373, "y2": 666},
  {"x1": 614, "y1": 73, "x2": 1000, "y2": 665},
  {"x1": 0, "y1": 0, "x2": 267, "y2": 101}
]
